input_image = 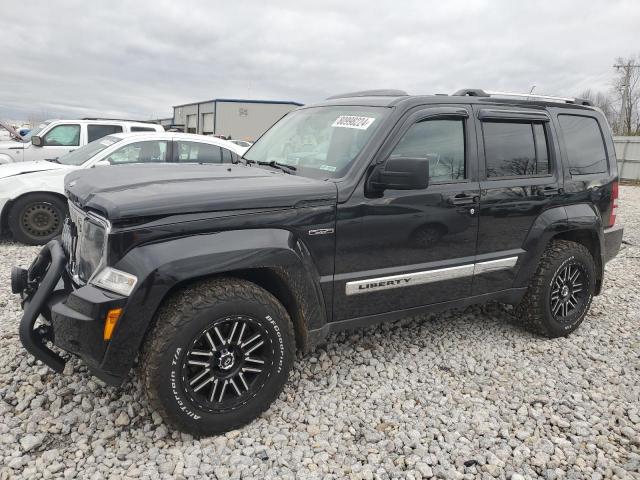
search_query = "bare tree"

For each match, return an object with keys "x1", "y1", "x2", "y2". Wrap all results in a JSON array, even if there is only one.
[
  {"x1": 612, "y1": 55, "x2": 640, "y2": 136},
  {"x1": 579, "y1": 89, "x2": 617, "y2": 129}
]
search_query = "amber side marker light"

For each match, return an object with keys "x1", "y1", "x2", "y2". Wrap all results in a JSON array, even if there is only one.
[{"x1": 104, "y1": 308, "x2": 123, "y2": 341}]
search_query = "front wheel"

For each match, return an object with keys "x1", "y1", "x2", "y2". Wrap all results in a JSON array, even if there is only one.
[
  {"x1": 141, "y1": 278, "x2": 295, "y2": 435},
  {"x1": 8, "y1": 193, "x2": 67, "y2": 245},
  {"x1": 516, "y1": 240, "x2": 596, "y2": 337}
]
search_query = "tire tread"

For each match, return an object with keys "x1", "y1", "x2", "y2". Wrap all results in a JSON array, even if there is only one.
[
  {"x1": 140, "y1": 277, "x2": 294, "y2": 435},
  {"x1": 515, "y1": 239, "x2": 595, "y2": 337}
]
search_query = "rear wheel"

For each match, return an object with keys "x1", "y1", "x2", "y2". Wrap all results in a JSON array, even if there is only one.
[
  {"x1": 516, "y1": 240, "x2": 596, "y2": 337},
  {"x1": 141, "y1": 278, "x2": 295, "y2": 436},
  {"x1": 8, "y1": 193, "x2": 67, "y2": 245}
]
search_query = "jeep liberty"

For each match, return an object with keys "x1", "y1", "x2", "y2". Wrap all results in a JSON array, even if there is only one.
[{"x1": 12, "y1": 89, "x2": 624, "y2": 435}]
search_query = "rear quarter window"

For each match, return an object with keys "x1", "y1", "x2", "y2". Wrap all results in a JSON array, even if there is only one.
[{"x1": 558, "y1": 115, "x2": 608, "y2": 175}]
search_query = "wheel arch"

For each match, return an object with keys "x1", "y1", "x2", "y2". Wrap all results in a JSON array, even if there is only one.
[
  {"x1": 514, "y1": 204, "x2": 605, "y2": 294},
  {"x1": 101, "y1": 228, "x2": 329, "y2": 379},
  {"x1": 1, "y1": 190, "x2": 68, "y2": 235}
]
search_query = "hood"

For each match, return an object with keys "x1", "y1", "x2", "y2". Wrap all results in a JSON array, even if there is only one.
[
  {"x1": 65, "y1": 163, "x2": 337, "y2": 221},
  {"x1": 0, "y1": 139, "x2": 26, "y2": 149},
  {"x1": 0, "y1": 160, "x2": 70, "y2": 179}
]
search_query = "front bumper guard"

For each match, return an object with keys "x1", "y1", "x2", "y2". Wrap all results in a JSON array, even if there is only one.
[{"x1": 14, "y1": 240, "x2": 67, "y2": 373}]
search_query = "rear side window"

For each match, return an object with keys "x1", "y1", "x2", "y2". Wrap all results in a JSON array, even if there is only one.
[
  {"x1": 558, "y1": 115, "x2": 608, "y2": 175},
  {"x1": 88, "y1": 124, "x2": 123, "y2": 142},
  {"x1": 483, "y1": 122, "x2": 550, "y2": 178},
  {"x1": 177, "y1": 141, "x2": 223, "y2": 163},
  {"x1": 130, "y1": 126, "x2": 157, "y2": 132}
]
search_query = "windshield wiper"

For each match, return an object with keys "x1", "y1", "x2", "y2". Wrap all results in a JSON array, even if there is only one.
[
  {"x1": 245, "y1": 159, "x2": 296, "y2": 174},
  {"x1": 44, "y1": 158, "x2": 60, "y2": 164}
]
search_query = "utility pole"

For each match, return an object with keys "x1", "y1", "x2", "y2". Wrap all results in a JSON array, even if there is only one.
[{"x1": 614, "y1": 61, "x2": 640, "y2": 135}]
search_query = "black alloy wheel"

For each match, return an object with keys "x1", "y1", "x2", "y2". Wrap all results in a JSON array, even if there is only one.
[
  {"x1": 516, "y1": 240, "x2": 596, "y2": 338},
  {"x1": 141, "y1": 278, "x2": 295, "y2": 436},
  {"x1": 550, "y1": 263, "x2": 588, "y2": 321},
  {"x1": 182, "y1": 315, "x2": 273, "y2": 413}
]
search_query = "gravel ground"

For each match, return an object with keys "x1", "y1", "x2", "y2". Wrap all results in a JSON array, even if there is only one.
[{"x1": 0, "y1": 187, "x2": 639, "y2": 480}]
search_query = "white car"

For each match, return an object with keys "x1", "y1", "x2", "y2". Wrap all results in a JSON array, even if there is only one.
[
  {"x1": 0, "y1": 118, "x2": 164, "y2": 164},
  {"x1": 0, "y1": 132, "x2": 245, "y2": 245}
]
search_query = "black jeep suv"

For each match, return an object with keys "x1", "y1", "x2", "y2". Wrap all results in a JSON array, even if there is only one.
[{"x1": 12, "y1": 88, "x2": 624, "y2": 435}]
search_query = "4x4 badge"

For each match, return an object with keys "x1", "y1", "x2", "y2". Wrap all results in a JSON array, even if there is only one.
[{"x1": 308, "y1": 228, "x2": 334, "y2": 236}]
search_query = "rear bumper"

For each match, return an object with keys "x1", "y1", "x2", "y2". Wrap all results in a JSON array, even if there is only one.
[
  {"x1": 14, "y1": 240, "x2": 127, "y2": 384},
  {"x1": 603, "y1": 224, "x2": 624, "y2": 263}
]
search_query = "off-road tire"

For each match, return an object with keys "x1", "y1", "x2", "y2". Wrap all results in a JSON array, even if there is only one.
[
  {"x1": 8, "y1": 193, "x2": 67, "y2": 245},
  {"x1": 515, "y1": 240, "x2": 596, "y2": 338},
  {"x1": 140, "y1": 277, "x2": 295, "y2": 436}
]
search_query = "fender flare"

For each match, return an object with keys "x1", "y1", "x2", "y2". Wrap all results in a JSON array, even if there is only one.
[
  {"x1": 100, "y1": 228, "x2": 328, "y2": 377},
  {"x1": 514, "y1": 203, "x2": 605, "y2": 289},
  {"x1": 0, "y1": 154, "x2": 14, "y2": 164},
  {"x1": 513, "y1": 206, "x2": 568, "y2": 288}
]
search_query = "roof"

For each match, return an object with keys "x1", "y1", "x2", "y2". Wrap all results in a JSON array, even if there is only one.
[
  {"x1": 173, "y1": 98, "x2": 303, "y2": 108},
  {"x1": 104, "y1": 131, "x2": 246, "y2": 154},
  {"x1": 309, "y1": 90, "x2": 597, "y2": 111}
]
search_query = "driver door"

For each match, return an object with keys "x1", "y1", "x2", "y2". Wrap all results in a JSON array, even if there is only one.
[
  {"x1": 333, "y1": 105, "x2": 480, "y2": 321},
  {"x1": 30, "y1": 123, "x2": 83, "y2": 162}
]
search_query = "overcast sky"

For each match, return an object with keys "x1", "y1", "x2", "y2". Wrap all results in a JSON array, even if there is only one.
[{"x1": 0, "y1": 0, "x2": 637, "y2": 121}]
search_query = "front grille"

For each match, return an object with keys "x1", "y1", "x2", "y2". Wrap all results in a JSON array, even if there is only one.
[{"x1": 64, "y1": 202, "x2": 109, "y2": 283}]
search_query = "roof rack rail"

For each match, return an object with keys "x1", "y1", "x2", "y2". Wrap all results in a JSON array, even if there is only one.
[
  {"x1": 326, "y1": 89, "x2": 408, "y2": 100},
  {"x1": 452, "y1": 89, "x2": 593, "y2": 106},
  {"x1": 81, "y1": 117, "x2": 158, "y2": 124}
]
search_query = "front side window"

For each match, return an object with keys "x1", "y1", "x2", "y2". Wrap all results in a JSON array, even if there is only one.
[
  {"x1": 391, "y1": 118, "x2": 466, "y2": 182},
  {"x1": 177, "y1": 141, "x2": 223, "y2": 163},
  {"x1": 244, "y1": 106, "x2": 389, "y2": 179},
  {"x1": 42, "y1": 124, "x2": 80, "y2": 146},
  {"x1": 104, "y1": 140, "x2": 168, "y2": 165},
  {"x1": 87, "y1": 124, "x2": 123, "y2": 142},
  {"x1": 558, "y1": 115, "x2": 607, "y2": 175},
  {"x1": 483, "y1": 121, "x2": 550, "y2": 178}
]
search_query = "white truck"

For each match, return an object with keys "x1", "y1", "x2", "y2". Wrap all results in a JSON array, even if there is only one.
[{"x1": 0, "y1": 119, "x2": 163, "y2": 164}]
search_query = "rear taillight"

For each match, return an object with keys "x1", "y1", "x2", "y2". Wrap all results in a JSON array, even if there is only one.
[{"x1": 608, "y1": 181, "x2": 619, "y2": 227}]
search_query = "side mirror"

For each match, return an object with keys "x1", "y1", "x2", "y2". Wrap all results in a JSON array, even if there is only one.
[
  {"x1": 368, "y1": 156, "x2": 430, "y2": 192},
  {"x1": 92, "y1": 159, "x2": 111, "y2": 168},
  {"x1": 31, "y1": 135, "x2": 42, "y2": 147}
]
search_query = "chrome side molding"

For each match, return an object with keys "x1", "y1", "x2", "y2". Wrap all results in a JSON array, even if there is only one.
[{"x1": 345, "y1": 256, "x2": 518, "y2": 295}]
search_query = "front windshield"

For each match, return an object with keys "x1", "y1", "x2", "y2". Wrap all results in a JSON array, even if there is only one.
[
  {"x1": 244, "y1": 106, "x2": 389, "y2": 178},
  {"x1": 58, "y1": 136, "x2": 122, "y2": 166},
  {"x1": 21, "y1": 120, "x2": 52, "y2": 141}
]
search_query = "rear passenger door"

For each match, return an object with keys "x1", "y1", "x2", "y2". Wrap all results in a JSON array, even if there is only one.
[{"x1": 473, "y1": 106, "x2": 563, "y2": 295}]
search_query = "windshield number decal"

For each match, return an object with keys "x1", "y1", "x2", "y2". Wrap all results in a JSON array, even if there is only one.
[
  {"x1": 319, "y1": 164, "x2": 336, "y2": 172},
  {"x1": 332, "y1": 116, "x2": 376, "y2": 130}
]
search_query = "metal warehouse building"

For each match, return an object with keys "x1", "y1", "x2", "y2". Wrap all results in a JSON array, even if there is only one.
[{"x1": 172, "y1": 98, "x2": 302, "y2": 141}]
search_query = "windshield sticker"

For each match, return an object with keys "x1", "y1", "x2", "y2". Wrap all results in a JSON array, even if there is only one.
[
  {"x1": 99, "y1": 138, "x2": 116, "y2": 146},
  {"x1": 332, "y1": 116, "x2": 376, "y2": 130},
  {"x1": 319, "y1": 164, "x2": 337, "y2": 172}
]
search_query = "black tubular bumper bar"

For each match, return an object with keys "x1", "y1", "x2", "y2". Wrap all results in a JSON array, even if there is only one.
[{"x1": 17, "y1": 240, "x2": 67, "y2": 373}]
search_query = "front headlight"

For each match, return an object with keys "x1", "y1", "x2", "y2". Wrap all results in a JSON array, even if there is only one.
[
  {"x1": 91, "y1": 267, "x2": 138, "y2": 296},
  {"x1": 77, "y1": 218, "x2": 107, "y2": 281}
]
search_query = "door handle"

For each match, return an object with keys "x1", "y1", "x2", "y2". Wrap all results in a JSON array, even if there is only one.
[
  {"x1": 448, "y1": 195, "x2": 476, "y2": 205},
  {"x1": 537, "y1": 187, "x2": 561, "y2": 197}
]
